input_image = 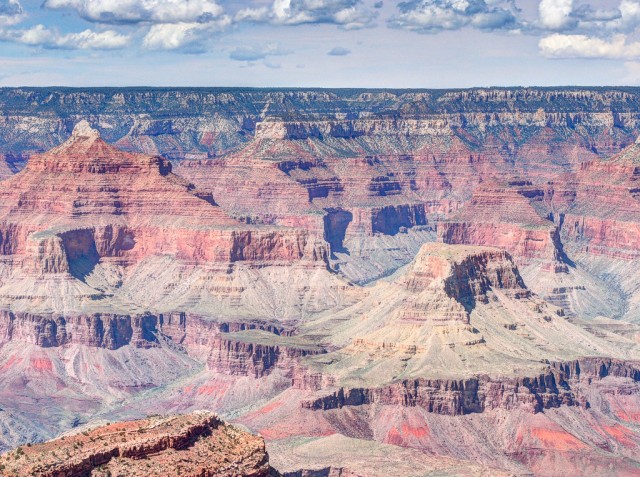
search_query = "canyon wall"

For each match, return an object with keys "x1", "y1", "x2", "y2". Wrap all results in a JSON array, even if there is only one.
[{"x1": 0, "y1": 87, "x2": 639, "y2": 161}]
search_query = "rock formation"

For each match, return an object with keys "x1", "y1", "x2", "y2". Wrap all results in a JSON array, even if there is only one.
[
  {"x1": 0, "y1": 121, "x2": 335, "y2": 317},
  {"x1": 0, "y1": 412, "x2": 271, "y2": 477},
  {"x1": 0, "y1": 120, "x2": 323, "y2": 268},
  {"x1": 0, "y1": 88, "x2": 639, "y2": 476}
]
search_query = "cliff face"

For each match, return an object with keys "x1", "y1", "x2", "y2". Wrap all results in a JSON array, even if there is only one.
[
  {"x1": 300, "y1": 357, "x2": 640, "y2": 416},
  {"x1": 0, "y1": 412, "x2": 271, "y2": 477},
  {"x1": 169, "y1": 92, "x2": 640, "y2": 286},
  {"x1": 0, "y1": 310, "x2": 159, "y2": 350},
  {"x1": 0, "y1": 156, "x2": 13, "y2": 181},
  {"x1": 4, "y1": 88, "x2": 640, "y2": 279},
  {"x1": 0, "y1": 121, "x2": 326, "y2": 269},
  {"x1": 0, "y1": 310, "x2": 324, "y2": 379},
  {"x1": 0, "y1": 121, "x2": 336, "y2": 318},
  {"x1": 2, "y1": 89, "x2": 640, "y2": 476},
  {"x1": 1, "y1": 87, "x2": 639, "y2": 160}
]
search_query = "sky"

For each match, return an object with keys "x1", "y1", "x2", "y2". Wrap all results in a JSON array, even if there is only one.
[{"x1": 0, "y1": 0, "x2": 639, "y2": 87}]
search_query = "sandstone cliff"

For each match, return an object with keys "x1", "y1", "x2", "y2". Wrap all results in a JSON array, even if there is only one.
[{"x1": 0, "y1": 412, "x2": 270, "y2": 477}]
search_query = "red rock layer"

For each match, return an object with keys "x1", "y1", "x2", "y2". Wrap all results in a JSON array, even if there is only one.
[
  {"x1": 0, "y1": 412, "x2": 270, "y2": 477},
  {"x1": 0, "y1": 122, "x2": 327, "y2": 276},
  {"x1": 437, "y1": 182, "x2": 564, "y2": 264},
  {"x1": 554, "y1": 155, "x2": 640, "y2": 259}
]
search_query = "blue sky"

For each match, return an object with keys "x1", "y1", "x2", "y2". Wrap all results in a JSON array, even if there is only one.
[{"x1": 0, "y1": 0, "x2": 638, "y2": 87}]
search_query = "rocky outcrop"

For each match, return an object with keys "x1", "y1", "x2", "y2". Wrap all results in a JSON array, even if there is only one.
[
  {"x1": 300, "y1": 373, "x2": 577, "y2": 415},
  {"x1": 0, "y1": 412, "x2": 271, "y2": 477},
  {"x1": 301, "y1": 358, "x2": 640, "y2": 416},
  {"x1": 0, "y1": 310, "x2": 321, "y2": 377},
  {"x1": 0, "y1": 310, "x2": 159, "y2": 350},
  {"x1": 404, "y1": 243, "x2": 526, "y2": 297},
  {"x1": 397, "y1": 243, "x2": 527, "y2": 324},
  {"x1": 208, "y1": 337, "x2": 323, "y2": 378},
  {"x1": 550, "y1": 357, "x2": 640, "y2": 382}
]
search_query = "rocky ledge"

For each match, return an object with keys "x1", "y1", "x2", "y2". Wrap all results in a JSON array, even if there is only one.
[{"x1": 0, "y1": 411, "x2": 271, "y2": 477}]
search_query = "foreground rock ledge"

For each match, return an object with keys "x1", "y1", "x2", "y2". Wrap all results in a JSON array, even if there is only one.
[{"x1": 0, "y1": 411, "x2": 270, "y2": 477}]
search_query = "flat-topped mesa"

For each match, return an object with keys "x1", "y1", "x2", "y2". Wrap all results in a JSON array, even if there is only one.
[
  {"x1": 27, "y1": 121, "x2": 172, "y2": 175},
  {"x1": 393, "y1": 243, "x2": 528, "y2": 326},
  {"x1": 406, "y1": 243, "x2": 526, "y2": 289},
  {"x1": 404, "y1": 243, "x2": 527, "y2": 303},
  {"x1": 0, "y1": 412, "x2": 271, "y2": 477}
]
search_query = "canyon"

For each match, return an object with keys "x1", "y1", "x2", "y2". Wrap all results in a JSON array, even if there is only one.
[{"x1": 1, "y1": 87, "x2": 640, "y2": 475}]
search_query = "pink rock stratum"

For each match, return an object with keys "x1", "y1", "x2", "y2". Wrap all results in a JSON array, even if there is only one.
[{"x1": 2, "y1": 108, "x2": 640, "y2": 476}]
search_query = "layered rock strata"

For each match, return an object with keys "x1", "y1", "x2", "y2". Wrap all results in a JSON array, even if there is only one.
[
  {"x1": 0, "y1": 121, "x2": 327, "y2": 281},
  {"x1": 0, "y1": 412, "x2": 270, "y2": 477},
  {"x1": 0, "y1": 310, "x2": 324, "y2": 378},
  {"x1": 301, "y1": 357, "x2": 640, "y2": 415}
]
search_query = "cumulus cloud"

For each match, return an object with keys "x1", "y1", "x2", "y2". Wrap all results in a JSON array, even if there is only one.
[
  {"x1": 534, "y1": 1, "x2": 640, "y2": 62},
  {"x1": 43, "y1": 0, "x2": 225, "y2": 24},
  {"x1": 539, "y1": 33, "x2": 640, "y2": 59},
  {"x1": 328, "y1": 46, "x2": 351, "y2": 55},
  {"x1": 598, "y1": 0, "x2": 640, "y2": 33},
  {"x1": 0, "y1": 24, "x2": 130, "y2": 49},
  {"x1": 235, "y1": 0, "x2": 377, "y2": 30},
  {"x1": 389, "y1": 0, "x2": 520, "y2": 33},
  {"x1": 142, "y1": 17, "x2": 230, "y2": 50},
  {"x1": 42, "y1": 0, "x2": 232, "y2": 51},
  {"x1": 536, "y1": 0, "x2": 640, "y2": 34},
  {"x1": 538, "y1": 0, "x2": 575, "y2": 30},
  {"x1": 0, "y1": 0, "x2": 20, "y2": 16},
  {"x1": 0, "y1": 0, "x2": 23, "y2": 26}
]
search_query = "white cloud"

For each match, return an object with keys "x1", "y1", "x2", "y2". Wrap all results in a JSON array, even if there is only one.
[
  {"x1": 43, "y1": 0, "x2": 224, "y2": 24},
  {"x1": 142, "y1": 18, "x2": 230, "y2": 50},
  {"x1": 1, "y1": 24, "x2": 130, "y2": 49},
  {"x1": 600, "y1": 0, "x2": 640, "y2": 32},
  {"x1": 0, "y1": 0, "x2": 23, "y2": 26},
  {"x1": 389, "y1": 0, "x2": 519, "y2": 33},
  {"x1": 59, "y1": 28, "x2": 131, "y2": 49},
  {"x1": 42, "y1": 0, "x2": 231, "y2": 51},
  {"x1": 538, "y1": 0, "x2": 575, "y2": 30},
  {"x1": 236, "y1": 0, "x2": 377, "y2": 29},
  {"x1": 539, "y1": 33, "x2": 640, "y2": 59},
  {"x1": 537, "y1": 0, "x2": 640, "y2": 34}
]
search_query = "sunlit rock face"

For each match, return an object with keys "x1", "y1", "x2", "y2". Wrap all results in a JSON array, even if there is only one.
[
  {"x1": 0, "y1": 412, "x2": 272, "y2": 477},
  {"x1": 2, "y1": 88, "x2": 640, "y2": 475}
]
